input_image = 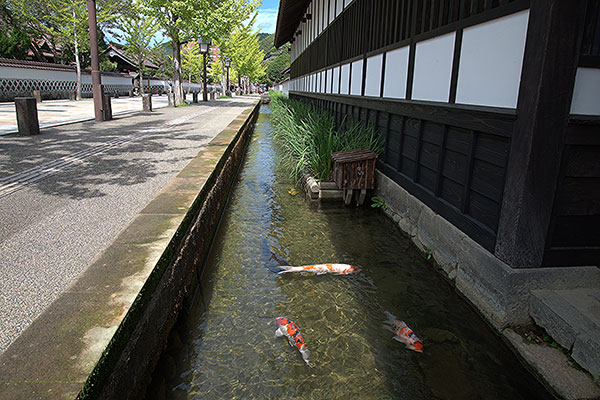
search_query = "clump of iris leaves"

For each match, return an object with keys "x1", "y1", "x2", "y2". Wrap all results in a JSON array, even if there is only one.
[{"x1": 269, "y1": 91, "x2": 383, "y2": 182}]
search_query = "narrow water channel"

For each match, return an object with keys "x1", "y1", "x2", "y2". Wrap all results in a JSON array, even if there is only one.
[{"x1": 151, "y1": 106, "x2": 550, "y2": 399}]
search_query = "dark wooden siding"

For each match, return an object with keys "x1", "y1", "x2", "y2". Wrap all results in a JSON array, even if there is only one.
[
  {"x1": 580, "y1": 0, "x2": 600, "y2": 67},
  {"x1": 291, "y1": 92, "x2": 514, "y2": 251},
  {"x1": 291, "y1": 0, "x2": 529, "y2": 79},
  {"x1": 543, "y1": 118, "x2": 600, "y2": 266}
]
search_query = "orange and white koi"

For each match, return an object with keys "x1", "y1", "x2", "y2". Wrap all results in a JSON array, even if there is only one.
[
  {"x1": 275, "y1": 317, "x2": 312, "y2": 367},
  {"x1": 384, "y1": 311, "x2": 423, "y2": 352},
  {"x1": 277, "y1": 263, "x2": 360, "y2": 275}
]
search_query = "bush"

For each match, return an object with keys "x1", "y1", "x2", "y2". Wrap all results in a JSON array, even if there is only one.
[{"x1": 270, "y1": 95, "x2": 383, "y2": 182}]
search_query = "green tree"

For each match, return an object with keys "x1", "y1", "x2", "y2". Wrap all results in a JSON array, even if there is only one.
[
  {"x1": 224, "y1": 13, "x2": 265, "y2": 94},
  {"x1": 181, "y1": 41, "x2": 203, "y2": 84},
  {"x1": 142, "y1": 0, "x2": 259, "y2": 105},
  {"x1": 116, "y1": 4, "x2": 161, "y2": 95},
  {"x1": 10, "y1": 0, "x2": 123, "y2": 99},
  {"x1": 266, "y1": 53, "x2": 290, "y2": 85},
  {"x1": 0, "y1": 27, "x2": 31, "y2": 58}
]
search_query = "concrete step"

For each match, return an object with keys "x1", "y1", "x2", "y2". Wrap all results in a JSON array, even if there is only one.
[{"x1": 530, "y1": 288, "x2": 600, "y2": 376}]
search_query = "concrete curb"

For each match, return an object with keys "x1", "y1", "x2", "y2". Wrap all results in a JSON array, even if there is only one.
[{"x1": 0, "y1": 101, "x2": 260, "y2": 399}]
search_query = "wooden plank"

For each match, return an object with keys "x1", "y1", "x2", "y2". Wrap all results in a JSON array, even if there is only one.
[
  {"x1": 474, "y1": 133, "x2": 510, "y2": 167},
  {"x1": 554, "y1": 177, "x2": 600, "y2": 215},
  {"x1": 542, "y1": 247, "x2": 600, "y2": 267},
  {"x1": 419, "y1": 164, "x2": 438, "y2": 193},
  {"x1": 449, "y1": 28, "x2": 463, "y2": 104},
  {"x1": 468, "y1": 190, "x2": 501, "y2": 231},
  {"x1": 470, "y1": 158, "x2": 506, "y2": 201},
  {"x1": 378, "y1": 161, "x2": 497, "y2": 251},
  {"x1": 441, "y1": 174, "x2": 465, "y2": 208},
  {"x1": 442, "y1": 148, "x2": 469, "y2": 183},
  {"x1": 549, "y1": 215, "x2": 600, "y2": 247},
  {"x1": 461, "y1": 131, "x2": 478, "y2": 213},
  {"x1": 289, "y1": 92, "x2": 516, "y2": 138},
  {"x1": 564, "y1": 145, "x2": 600, "y2": 177},
  {"x1": 495, "y1": 0, "x2": 588, "y2": 268},
  {"x1": 435, "y1": 125, "x2": 449, "y2": 196}
]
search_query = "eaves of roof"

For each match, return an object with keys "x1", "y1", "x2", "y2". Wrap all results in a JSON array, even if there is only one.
[{"x1": 274, "y1": 0, "x2": 311, "y2": 48}]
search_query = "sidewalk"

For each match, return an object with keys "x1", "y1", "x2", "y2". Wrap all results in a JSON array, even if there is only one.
[
  {"x1": 0, "y1": 96, "x2": 170, "y2": 135},
  {"x1": 0, "y1": 96, "x2": 257, "y2": 357}
]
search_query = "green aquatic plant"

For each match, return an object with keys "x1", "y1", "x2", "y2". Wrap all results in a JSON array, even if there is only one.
[
  {"x1": 371, "y1": 196, "x2": 388, "y2": 210},
  {"x1": 270, "y1": 95, "x2": 384, "y2": 182}
]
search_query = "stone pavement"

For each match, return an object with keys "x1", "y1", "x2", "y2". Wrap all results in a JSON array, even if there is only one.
[
  {"x1": 0, "y1": 96, "x2": 170, "y2": 135},
  {"x1": 0, "y1": 96, "x2": 257, "y2": 355}
]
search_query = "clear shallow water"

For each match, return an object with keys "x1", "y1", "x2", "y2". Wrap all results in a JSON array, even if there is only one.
[{"x1": 151, "y1": 106, "x2": 550, "y2": 399}]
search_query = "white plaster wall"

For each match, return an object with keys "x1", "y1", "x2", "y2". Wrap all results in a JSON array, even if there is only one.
[
  {"x1": 350, "y1": 59, "x2": 363, "y2": 96},
  {"x1": 340, "y1": 63, "x2": 350, "y2": 94},
  {"x1": 383, "y1": 46, "x2": 409, "y2": 99},
  {"x1": 336, "y1": 0, "x2": 343, "y2": 17},
  {"x1": 412, "y1": 32, "x2": 455, "y2": 102},
  {"x1": 332, "y1": 66, "x2": 340, "y2": 94},
  {"x1": 456, "y1": 10, "x2": 529, "y2": 108},
  {"x1": 0, "y1": 66, "x2": 132, "y2": 86},
  {"x1": 329, "y1": 0, "x2": 335, "y2": 24},
  {"x1": 317, "y1": 0, "x2": 323, "y2": 35},
  {"x1": 0, "y1": 66, "x2": 76, "y2": 81},
  {"x1": 364, "y1": 54, "x2": 383, "y2": 97},
  {"x1": 325, "y1": 69, "x2": 331, "y2": 93},
  {"x1": 92, "y1": 74, "x2": 132, "y2": 85},
  {"x1": 571, "y1": 67, "x2": 600, "y2": 115}
]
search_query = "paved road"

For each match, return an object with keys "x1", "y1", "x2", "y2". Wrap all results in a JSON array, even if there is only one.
[
  {"x1": 0, "y1": 96, "x2": 171, "y2": 135},
  {"x1": 0, "y1": 97, "x2": 257, "y2": 353}
]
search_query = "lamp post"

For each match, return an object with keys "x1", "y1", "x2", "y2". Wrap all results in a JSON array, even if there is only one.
[
  {"x1": 199, "y1": 40, "x2": 211, "y2": 101},
  {"x1": 224, "y1": 57, "x2": 231, "y2": 97}
]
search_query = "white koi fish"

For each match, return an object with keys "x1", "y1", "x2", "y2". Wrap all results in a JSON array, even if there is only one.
[
  {"x1": 275, "y1": 317, "x2": 312, "y2": 367},
  {"x1": 277, "y1": 263, "x2": 360, "y2": 275},
  {"x1": 383, "y1": 311, "x2": 423, "y2": 352}
]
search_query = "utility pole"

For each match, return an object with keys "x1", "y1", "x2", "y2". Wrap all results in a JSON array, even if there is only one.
[{"x1": 87, "y1": 0, "x2": 103, "y2": 121}]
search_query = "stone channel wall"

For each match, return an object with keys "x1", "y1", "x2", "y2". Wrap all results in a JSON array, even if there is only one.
[
  {"x1": 375, "y1": 170, "x2": 600, "y2": 329},
  {"x1": 78, "y1": 102, "x2": 260, "y2": 399}
]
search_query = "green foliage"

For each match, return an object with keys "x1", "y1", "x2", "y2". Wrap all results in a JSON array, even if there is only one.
[
  {"x1": 99, "y1": 58, "x2": 118, "y2": 72},
  {"x1": 141, "y1": 0, "x2": 259, "y2": 103},
  {"x1": 371, "y1": 197, "x2": 388, "y2": 210},
  {"x1": 181, "y1": 41, "x2": 204, "y2": 83},
  {"x1": 270, "y1": 95, "x2": 384, "y2": 182},
  {"x1": 0, "y1": 27, "x2": 31, "y2": 58},
  {"x1": 266, "y1": 53, "x2": 289, "y2": 84},
  {"x1": 220, "y1": 13, "x2": 265, "y2": 83}
]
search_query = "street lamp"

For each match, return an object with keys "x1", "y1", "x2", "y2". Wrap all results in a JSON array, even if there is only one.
[
  {"x1": 199, "y1": 39, "x2": 211, "y2": 101},
  {"x1": 224, "y1": 57, "x2": 231, "y2": 97}
]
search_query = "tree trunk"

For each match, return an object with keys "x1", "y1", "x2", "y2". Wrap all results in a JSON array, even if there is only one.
[
  {"x1": 74, "y1": 10, "x2": 82, "y2": 100},
  {"x1": 172, "y1": 39, "x2": 184, "y2": 105},
  {"x1": 139, "y1": 64, "x2": 144, "y2": 95}
]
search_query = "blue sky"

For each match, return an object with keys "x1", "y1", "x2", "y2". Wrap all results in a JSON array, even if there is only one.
[{"x1": 254, "y1": 0, "x2": 280, "y2": 34}]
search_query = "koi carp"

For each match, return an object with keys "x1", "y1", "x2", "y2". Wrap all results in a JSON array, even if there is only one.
[
  {"x1": 277, "y1": 263, "x2": 360, "y2": 275},
  {"x1": 275, "y1": 317, "x2": 312, "y2": 367},
  {"x1": 384, "y1": 311, "x2": 423, "y2": 353}
]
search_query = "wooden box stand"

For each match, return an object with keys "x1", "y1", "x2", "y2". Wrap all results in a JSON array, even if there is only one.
[{"x1": 331, "y1": 148, "x2": 378, "y2": 205}]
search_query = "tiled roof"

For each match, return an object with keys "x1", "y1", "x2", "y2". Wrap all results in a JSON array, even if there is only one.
[{"x1": 0, "y1": 58, "x2": 75, "y2": 72}]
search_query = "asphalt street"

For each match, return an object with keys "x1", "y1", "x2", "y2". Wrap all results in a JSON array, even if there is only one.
[{"x1": 0, "y1": 97, "x2": 257, "y2": 353}]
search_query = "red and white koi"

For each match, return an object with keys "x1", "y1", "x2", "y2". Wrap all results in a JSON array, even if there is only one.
[
  {"x1": 384, "y1": 311, "x2": 423, "y2": 352},
  {"x1": 277, "y1": 263, "x2": 360, "y2": 275},
  {"x1": 275, "y1": 317, "x2": 312, "y2": 367}
]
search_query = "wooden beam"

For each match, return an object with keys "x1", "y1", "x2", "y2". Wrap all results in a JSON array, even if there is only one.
[{"x1": 494, "y1": 0, "x2": 588, "y2": 268}]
